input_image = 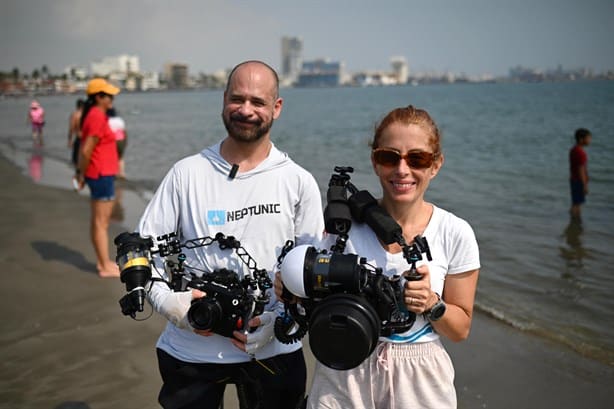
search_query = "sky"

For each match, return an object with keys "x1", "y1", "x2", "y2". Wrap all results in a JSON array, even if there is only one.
[{"x1": 2, "y1": 0, "x2": 613, "y2": 77}]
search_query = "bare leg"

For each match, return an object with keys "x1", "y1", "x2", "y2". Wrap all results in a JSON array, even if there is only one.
[
  {"x1": 118, "y1": 159, "x2": 126, "y2": 178},
  {"x1": 90, "y1": 199, "x2": 120, "y2": 278},
  {"x1": 570, "y1": 204, "x2": 582, "y2": 220}
]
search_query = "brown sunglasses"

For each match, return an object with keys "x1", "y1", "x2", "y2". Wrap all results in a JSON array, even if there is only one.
[{"x1": 372, "y1": 148, "x2": 435, "y2": 169}]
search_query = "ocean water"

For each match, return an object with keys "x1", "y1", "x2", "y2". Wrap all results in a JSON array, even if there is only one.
[{"x1": 1, "y1": 81, "x2": 613, "y2": 365}]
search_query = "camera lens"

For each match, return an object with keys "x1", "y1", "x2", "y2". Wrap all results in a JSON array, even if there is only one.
[
  {"x1": 187, "y1": 298, "x2": 222, "y2": 331},
  {"x1": 309, "y1": 293, "x2": 381, "y2": 370}
]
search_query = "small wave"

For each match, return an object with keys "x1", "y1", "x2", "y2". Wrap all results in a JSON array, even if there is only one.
[
  {"x1": 474, "y1": 302, "x2": 614, "y2": 366},
  {"x1": 474, "y1": 302, "x2": 537, "y2": 331}
]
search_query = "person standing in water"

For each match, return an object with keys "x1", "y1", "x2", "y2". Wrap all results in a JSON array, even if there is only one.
[{"x1": 569, "y1": 128, "x2": 592, "y2": 219}]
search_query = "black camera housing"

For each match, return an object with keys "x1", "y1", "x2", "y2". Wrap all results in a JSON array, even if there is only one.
[
  {"x1": 114, "y1": 232, "x2": 272, "y2": 338},
  {"x1": 187, "y1": 269, "x2": 254, "y2": 337}
]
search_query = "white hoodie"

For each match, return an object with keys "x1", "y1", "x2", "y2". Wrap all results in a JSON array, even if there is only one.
[{"x1": 137, "y1": 141, "x2": 324, "y2": 363}]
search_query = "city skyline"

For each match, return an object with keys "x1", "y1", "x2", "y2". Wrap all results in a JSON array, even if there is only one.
[{"x1": 2, "y1": 0, "x2": 613, "y2": 77}]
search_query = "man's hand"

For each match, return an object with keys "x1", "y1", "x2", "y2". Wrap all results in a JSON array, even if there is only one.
[
  {"x1": 231, "y1": 311, "x2": 276, "y2": 355},
  {"x1": 159, "y1": 289, "x2": 206, "y2": 331},
  {"x1": 189, "y1": 289, "x2": 218, "y2": 336}
]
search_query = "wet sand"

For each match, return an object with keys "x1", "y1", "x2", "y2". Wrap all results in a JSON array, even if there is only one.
[{"x1": 0, "y1": 154, "x2": 612, "y2": 409}]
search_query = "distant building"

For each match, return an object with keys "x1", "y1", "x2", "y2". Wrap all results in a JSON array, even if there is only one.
[
  {"x1": 297, "y1": 59, "x2": 343, "y2": 87},
  {"x1": 91, "y1": 55, "x2": 139, "y2": 78},
  {"x1": 164, "y1": 63, "x2": 189, "y2": 89},
  {"x1": 63, "y1": 65, "x2": 88, "y2": 80},
  {"x1": 141, "y1": 72, "x2": 160, "y2": 91},
  {"x1": 281, "y1": 36, "x2": 303, "y2": 85},
  {"x1": 353, "y1": 71, "x2": 398, "y2": 87},
  {"x1": 390, "y1": 56, "x2": 409, "y2": 84}
]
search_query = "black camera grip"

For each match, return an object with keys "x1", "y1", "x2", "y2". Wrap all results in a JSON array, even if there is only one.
[{"x1": 348, "y1": 190, "x2": 402, "y2": 245}]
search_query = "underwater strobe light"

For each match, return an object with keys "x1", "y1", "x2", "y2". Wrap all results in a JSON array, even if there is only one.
[{"x1": 114, "y1": 232, "x2": 154, "y2": 318}]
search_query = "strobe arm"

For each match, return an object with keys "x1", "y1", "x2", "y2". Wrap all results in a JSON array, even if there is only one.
[
  {"x1": 117, "y1": 231, "x2": 273, "y2": 319},
  {"x1": 163, "y1": 233, "x2": 273, "y2": 293}
]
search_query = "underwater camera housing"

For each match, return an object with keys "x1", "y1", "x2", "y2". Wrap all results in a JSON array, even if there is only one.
[
  {"x1": 114, "y1": 232, "x2": 272, "y2": 338},
  {"x1": 275, "y1": 167, "x2": 432, "y2": 370},
  {"x1": 186, "y1": 268, "x2": 256, "y2": 337}
]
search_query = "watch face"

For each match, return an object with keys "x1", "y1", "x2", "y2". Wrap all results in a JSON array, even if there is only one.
[{"x1": 430, "y1": 301, "x2": 446, "y2": 320}]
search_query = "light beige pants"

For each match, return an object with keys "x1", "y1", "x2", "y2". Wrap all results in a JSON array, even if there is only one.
[{"x1": 307, "y1": 339, "x2": 456, "y2": 409}]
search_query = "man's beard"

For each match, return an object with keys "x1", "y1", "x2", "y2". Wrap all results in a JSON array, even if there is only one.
[{"x1": 222, "y1": 113, "x2": 273, "y2": 143}]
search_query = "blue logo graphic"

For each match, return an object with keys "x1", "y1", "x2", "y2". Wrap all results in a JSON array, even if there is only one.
[{"x1": 207, "y1": 210, "x2": 226, "y2": 225}]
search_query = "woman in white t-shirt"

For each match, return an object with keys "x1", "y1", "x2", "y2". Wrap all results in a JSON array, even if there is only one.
[{"x1": 295, "y1": 105, "x2": 481, "y2": 409}]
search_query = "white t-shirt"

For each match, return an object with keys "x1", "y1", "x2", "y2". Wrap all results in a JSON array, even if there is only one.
[
  {"x1": 137, "y1": 141, "x2": 324, "y2": 363},
  {"x1": 328, "y1": 205, "x2": 480, "y2": 344},
  {"x1": 108, "y1": 116, "x2": 126, "y2": 141}
]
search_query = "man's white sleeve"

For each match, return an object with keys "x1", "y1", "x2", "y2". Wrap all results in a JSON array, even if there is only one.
[{"x1": 136, "y1": 166, "x2": 188, "y2": 325}]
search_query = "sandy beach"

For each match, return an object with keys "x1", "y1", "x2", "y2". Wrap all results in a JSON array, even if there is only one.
[{"x1": 1, "y1": 153, "x2": 612, "y2": 409}]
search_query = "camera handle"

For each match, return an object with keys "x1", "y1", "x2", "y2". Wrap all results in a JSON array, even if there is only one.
[{"x1": 398, "y1": 235, "x2": 432, "y2": 281}]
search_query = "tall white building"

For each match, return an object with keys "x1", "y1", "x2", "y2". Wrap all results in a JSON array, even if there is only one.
[
  {"x1": 390, "y1": 56, "x2": 409, "y2": 84},
  {"x1": 281, "y1": 36, "x2": 303, "y2": 85},
  {"x1": 91, "y1": 55, "x2": 140, "y2": 77}
]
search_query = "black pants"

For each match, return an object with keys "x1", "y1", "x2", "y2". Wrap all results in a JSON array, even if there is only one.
[
  {"x1": 71, "y1": 138, "x2": 80, "y2": 168},
  {"x1": 157, "y1": 348, "x2": 307, "y2": 409}
]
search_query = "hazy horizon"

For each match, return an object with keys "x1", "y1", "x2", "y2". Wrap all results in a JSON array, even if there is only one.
[{"x1": 2, "y1": 0, "x2": 613, "y2": 77}]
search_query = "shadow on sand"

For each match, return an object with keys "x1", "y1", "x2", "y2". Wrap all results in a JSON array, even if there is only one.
[{"x1": 31, "y1": 240, "x2": 97, "y2": 273}]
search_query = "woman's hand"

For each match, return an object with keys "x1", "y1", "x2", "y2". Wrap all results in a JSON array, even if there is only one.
[
  {"x1": 405, "y1": 266, "x2": 480, "y2": 342},
  {"x1": 403, "y1": 264, "x2": 438, "y2": 314},
  {"x1": 76, "y1": 173, "x2": 85, "y2": 191}
]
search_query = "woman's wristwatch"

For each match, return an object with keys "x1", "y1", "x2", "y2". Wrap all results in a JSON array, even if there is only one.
[{"x1": 424, "y1": 293, "x2": 446, "y2": 321}]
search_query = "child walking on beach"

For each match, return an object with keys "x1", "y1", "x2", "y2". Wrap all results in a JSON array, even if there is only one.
[{"x1": 28, "y1": 100, "x2": 45, "y2": 146}]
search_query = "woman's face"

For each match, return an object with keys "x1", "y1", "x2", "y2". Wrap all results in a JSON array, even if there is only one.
[
  {"x1": 96, "y1": 93, "x2": 114, "y2": 111},
  {"x1": 371, "y1": 123, "x2": 442, "y2": 206}
]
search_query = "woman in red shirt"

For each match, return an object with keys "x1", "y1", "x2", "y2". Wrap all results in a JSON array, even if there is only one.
[{"x1": 77, "y1": 78, "x2": 121, "y2": 278}]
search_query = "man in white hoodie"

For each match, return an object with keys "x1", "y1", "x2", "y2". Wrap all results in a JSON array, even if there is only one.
[{"x1": 137, "y1": 60, "x2": 324, "y2": 409}]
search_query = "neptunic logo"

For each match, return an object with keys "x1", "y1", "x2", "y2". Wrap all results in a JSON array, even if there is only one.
[
  {"x1": 207, "y1": 210, "x2": 226, "y2": 225},
  {"x1": 207, "y1": 203, "x2": 281, "y2": 226}
]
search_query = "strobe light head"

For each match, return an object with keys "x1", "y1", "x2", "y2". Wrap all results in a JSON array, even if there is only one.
[
  {"x1": 279, "y1": 245, "x2": 368, "y2": 299},
  {"x1": 114, "y1": 232, "x2": 153, "y2": 317}
]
